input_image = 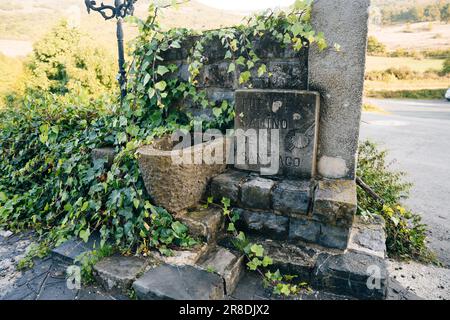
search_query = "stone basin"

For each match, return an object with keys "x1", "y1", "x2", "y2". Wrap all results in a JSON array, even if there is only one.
[{"x1": 137, "y1": 135, "x2": 229, "y2": 213}]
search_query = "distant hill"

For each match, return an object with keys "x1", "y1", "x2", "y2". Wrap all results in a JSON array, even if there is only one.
[{"x1": 0, "y1": 1, "x2": 243, "y2": 42}]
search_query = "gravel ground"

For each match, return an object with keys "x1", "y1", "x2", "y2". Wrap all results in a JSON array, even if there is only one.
[{"x1": 387, "y1": 260, "x2": 450, "y2": 300}]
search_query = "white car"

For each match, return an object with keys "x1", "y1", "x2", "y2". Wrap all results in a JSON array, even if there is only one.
[{"x1": 446, "y1": 88, "x2": 450, "y2": 101}]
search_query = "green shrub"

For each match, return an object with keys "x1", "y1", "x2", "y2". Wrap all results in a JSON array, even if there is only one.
[
  {"x1": 357, "y1": 141, "x2": 435, "y2": 262},
  {"x1": 22, "y1": 20, "x2": 116, "y2": 99},
  {"x1": 442, "y1": 57, "x2": 450, "y2": 75},
  {"x1": 366, "y1": 88, "x2": 446, "y2": 100},
  {"x1": 367, "y1": 36, "x2": 386, "y2": 55}
]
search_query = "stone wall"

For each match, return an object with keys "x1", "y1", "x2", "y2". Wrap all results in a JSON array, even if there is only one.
[
  {"x1": 161, "y1": 34, "x2": 308, "y2": 118},
  {"x1": 161, "y1": 0, "x2": 370, "y2": 181}
]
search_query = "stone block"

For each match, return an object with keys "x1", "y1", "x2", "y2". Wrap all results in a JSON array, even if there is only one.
[
  {"x1": 133, "y1": 264, "x2": 224, "y2": 300},
  {"x1": 288, "y1": 217, "x2": 321, "y2": 244},
  {"x1": 153, "y1": 244, "x2": 209, "y2": 266},
  {"x1": 272, "y1": 180, "x2": 311, "y2": 215},
  {"x1": 235, "y1": 90, "x2": 320, "y2": 178},
  {"x1": 199, "y1": 62, "x2": 236, "y2": 89},
  {"x1": 308, "y1": 0, "x2": 370, "y2": 179},
  {"x1": 312, "y1": 179, "x2": 357, "y2": 227},
  {"x1": 51, "y1": 234, "x2": 102, "y2": 265},
  {"x1": 312, "y1": 251, "x2": 388, "y2": 300},
  {"x1": 268, "y1": 61, "x2": 308, "y2": 90},
  {"x1": 91, "y1": 147, "x2": 116, "y2": 168},
  {"x1": 238, "y1": 209, "x2": 289, "y2": 240},
  {"x1": 210, "y1": 170, "x2": 249, "y2": 205},
  {"x1": 240, "y1": 177, "x2": 275, "y2": 209},
  {"x1": 93, "y1": 255, "x2": 149, "y2": 292},
  {"x1": 318, "y1": 224, "x2": 350, "y2": 250},
  {"x1": 175, "y1": 207, "x2": 224, "y2": 243},
  {"x1": 198, "y1": 246, "x2": 244, "y2": 295},
  {"x1": 348, "y1": 215, "x2": 387, "y2": 259}
]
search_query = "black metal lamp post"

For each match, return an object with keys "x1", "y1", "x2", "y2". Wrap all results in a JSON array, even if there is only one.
[{"x1": 84, "y1": 0, "x2": 137, "y2": 101}]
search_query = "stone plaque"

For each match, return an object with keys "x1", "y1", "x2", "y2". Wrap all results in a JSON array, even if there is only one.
[{"x1": 234, "y1": 89, "x2": 320, "y2": 178}]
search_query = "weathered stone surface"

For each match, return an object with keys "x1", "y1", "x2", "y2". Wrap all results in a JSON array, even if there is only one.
[
  {"x1": 92, "y1": 147, "x2": 116, "y2": 168},
  {"x1": 240, "y1": 177, "x2": 275, "y2": 209},
  {"x1": 209, "y1": 170, "x2": 249, "y2": 205},
  {"x1": 309, "y1": 0, "x2": 370, "y2": 179},
  {"x1": 289, "y1": 217, "x2": 321, "y2": 243},
  {"x1": 259, "y1": 239, "x2": 323, "y2": 281},
  {"x1": 312, "y1": 179, "x2": 357, "y2": 227},
  {"x1": 153, "y1": 244, "x2": 209, "y2": 266},
  {"x1": 133, "y1": 264, "x2": 224, "y2": 300},
  {"x1": 137, "y1": 136, "x2": 227, "y2": 213},
  {"x1": 235, "y1": 90, "x2": 320, "y2": 178},
  {"x1": 313, "y1": 251, "x2": 388, "y2": 300},
  {"x1": 198, "y1": 246, "x2": 244, "y2": 295},
  {"x1": 0, "y1": 229, "x2": 13, "y2": 238},
  {"x1": 93, "y1": 256, "x2": 149, "y2": 292},
  {"x1": 348, "y1": 215, "x2": 387, "y2": 259},
  {"x1": 51, "y1": 234, "x2": 102, "y2": 265},
  {"x1": 318, "y1": 224, "x2": 350, "y2": 250},
  {"x1": 175, "y1": 207, "x2": 223, "y2": 243},
  {"x1": 268, "y1": 61, "x2": 308, "y2": 90},
  {"x1": 387, "y1": 278, "x2": 423, "y2": 300},
  {"x1": 272, "y1": 180, "x2": 311, "y2": 215},
  {"x1": 238, "y1": 209, "x2": 289, "y2": 240}
]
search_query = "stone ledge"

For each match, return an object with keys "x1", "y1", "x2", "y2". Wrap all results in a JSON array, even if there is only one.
[
  {"x1": 152, "y1": 243, "x2": 210, "y2": 267},
  {"x1": 51, "y1": 234, "x2": 102, "y2": 265},
  {"x1": 348, "y1": 215, "x2": 387, "y2": 259},
  {"x1": 236, "y1": 209, "x2": 289, "y2": 240},
  {"x1": 175, "y1": 207, "x2": 224, "y2": 243},
  {"x1": 312, "y1": 251, "x2": 388, "y2": 300},
  {"x1": 198, "y1": 246, "x2": 244, "y2": 295},
  {"x1": 312, "y1": 179, "x2": 357, "y2": 228},
  {"x1": 133, "y1": 264, "x2": 225, "y2": 300},
  {"x1": 93, "y1": 255, "x2": 153, "y2": 293},
  {"x1": 240, "y1": 177, "x2": 276, "y2": 210},
  {"x1": 209, "y1": 170, "x2": 249, "y2": 205}
]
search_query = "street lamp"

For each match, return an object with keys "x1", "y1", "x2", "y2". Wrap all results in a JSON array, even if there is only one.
[{"x1": 84, "y1": 0, "x2": 137, "y2": 101}]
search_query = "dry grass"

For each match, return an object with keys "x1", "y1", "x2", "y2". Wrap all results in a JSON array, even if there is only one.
[
  {"x1": 369, "y1": 22, "x2": 450, "y2": 51},
  {"x1": 366, "y1": 56, "x2": 445, "y2": 72}
]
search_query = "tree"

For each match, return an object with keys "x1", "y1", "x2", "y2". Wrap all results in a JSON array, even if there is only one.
[
  {"x1": 367, "y1": 36, "x2": 387, "y2": 55},
  {"x1": 23, "y1": 20, "x2": 116, "y2": 98}
]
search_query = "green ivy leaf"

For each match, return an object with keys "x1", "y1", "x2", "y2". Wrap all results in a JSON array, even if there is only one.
[
  {"x1": 227, "y1": 223, "x2": 236, "y2": 232},
  {"x1": 262, "y1": 256, "x2": 273, "y2": 267},
  {"x1": 79, "y1": 228, "x2": 90, "y2": 243},
  {"x1": 250, "y1": 244, "x2": 264, "y2": 257},
  {"x1": 239, "y1": 71, "x2": 251, "y2": 84},
  {"x1": 156, "y1": 65, "x2": 170, "y2": 76},
  {"x1": 154, "y1": 81, "x2": 167, "y2": 91},
  {"x1": 227, "y1": 63, "x2": 236, "y2": 73},
  {"x1": 212, "y1": 107, "x2": 222, "y2": 118},
  {"x1": 143, "y1": 73, "x2": 151, "y2": 86},
  {"x1": 257, "y1": 64, "x2": 267, "y2": 77}
]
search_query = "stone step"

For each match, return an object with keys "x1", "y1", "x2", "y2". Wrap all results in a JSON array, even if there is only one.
[
  {"x1": 51, "y1": 234, "x2": 102, "y2": 265},
  {"x1": 133, "y1": 264, "x2": 225, "y2": 300},
  {"x1": 210, "y1": 170, "x2": 312, "y2": 215},
  {"x1": 218, "y1": 232, "x2": 388, "y2": 300},
  {"x1": 197, "y1": 246, "x2": 244, "y2": 296},
  {"x1": 152, "y1": 243, "x2": 210, "y2": 266},
  {"x1": 210, "y1": 171, "x2": 358, "y2": 251},
  {"x1": 174, "y1": 206, "x2": 224, "y2": 243},
  {"x1": 93, "y1": 255, "x2": 154, "y2": 293}
]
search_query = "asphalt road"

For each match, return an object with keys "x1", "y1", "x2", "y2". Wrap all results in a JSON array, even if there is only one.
[{"x1": 360, "y1": 98, "x2": 450, "y2": 267}]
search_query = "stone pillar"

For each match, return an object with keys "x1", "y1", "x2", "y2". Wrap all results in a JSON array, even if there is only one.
[{"x1": 308, "y1": 0, "x2": 370, "y2": 180}]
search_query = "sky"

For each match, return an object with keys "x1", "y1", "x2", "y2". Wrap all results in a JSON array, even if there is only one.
[{"x1": 195, "y1": 0, "x2": 296, "y2": 12}]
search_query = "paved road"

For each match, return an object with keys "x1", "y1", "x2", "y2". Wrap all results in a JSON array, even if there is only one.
[{"x1": 360, "y1": 98, "x2": 450, "y2": 267}]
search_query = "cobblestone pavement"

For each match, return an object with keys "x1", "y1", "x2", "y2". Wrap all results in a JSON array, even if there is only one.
[{"x1": 0, "y1": 231, "x2": 128, "y2": 300}]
